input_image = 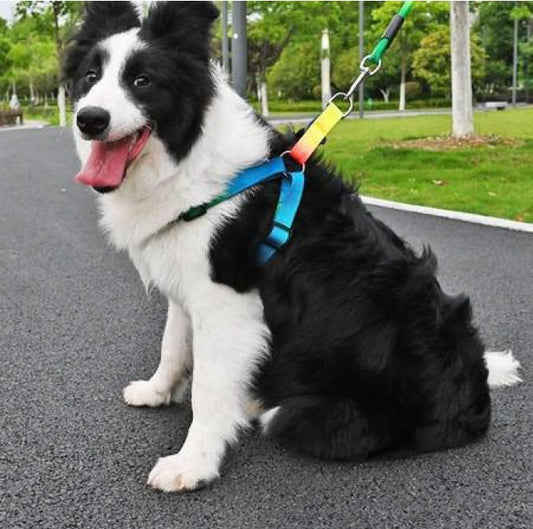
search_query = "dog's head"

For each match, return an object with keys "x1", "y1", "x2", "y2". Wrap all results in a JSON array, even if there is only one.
[{"x1": 63, "y1": 1, "x2": 219, "y2": 192}]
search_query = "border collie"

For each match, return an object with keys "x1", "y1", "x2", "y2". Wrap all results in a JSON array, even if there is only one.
[{"x1": 63, "y1": 2, "x2": 521, "y2": 492}]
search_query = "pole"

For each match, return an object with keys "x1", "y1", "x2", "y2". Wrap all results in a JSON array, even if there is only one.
[
  {"x1": 512, "y1": 12, "x2": 518, "y2": 107},
  {"x1": 321, "y1": 30, "x2": 331, "y2": 109},
  {"x1": 232, "y1": 1, "x2": 247, "y2": 98},
  {"x1": 359, "y1": 0, "x2": 364, "y2": 119},
  {"x1": 222, "y1": 1, "x2": 229, "y2": 75}
]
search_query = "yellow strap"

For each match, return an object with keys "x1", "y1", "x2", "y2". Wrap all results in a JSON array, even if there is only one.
[{"x1": 289, "y1": 103, "x2": 344, "y2": 164}]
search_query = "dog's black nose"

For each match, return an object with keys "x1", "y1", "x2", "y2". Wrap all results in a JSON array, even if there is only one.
[{"x1": 77, "y1": 107, "x2": 110, "y2": 138}]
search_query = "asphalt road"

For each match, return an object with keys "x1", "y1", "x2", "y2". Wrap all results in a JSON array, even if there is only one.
[{"x1": 1, "y1": 128, "x2": 532, "y2": 529}]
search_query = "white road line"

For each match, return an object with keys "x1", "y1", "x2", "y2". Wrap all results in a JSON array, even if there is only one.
[{"x1": 362, "y1": 196, "x2": 533, "y2": 233}]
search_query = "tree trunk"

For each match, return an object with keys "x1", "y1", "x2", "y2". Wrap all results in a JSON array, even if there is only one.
[
  {"x1": 321, "y1": 29, "x2": 331, "y2": 110},
  {"x1": 29, "y1": 78, "x2": 35, "y2": 104},
  {"x1": 260, "y1": 81, "x2": 269, "y2": 117},
  {"x1": 379, "y1": 88, "x2": 390, "y2": 103},
  {"x1": 53, "y1": 4, "x2": 67, "y2": 127},
  {"x1": 399, "y1": 59, "x2": 406, "y2": 111},
  {"x1": 58, "y1": 84, "x2": 67, "y2": 127},
  {"x1": 450, "y1": 1, "x2": 474, "y2": 137}
]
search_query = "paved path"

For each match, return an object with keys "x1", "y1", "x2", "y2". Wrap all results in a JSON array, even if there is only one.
[
  {"x1": 268, "y1": 108, "x2": 452, "y2": 126},
  {"x1": 0, "y1": 119, "x2": 48, "y2": 132},
  {"x1": 267, "y1": 104, "x2": 533, "y2": 126},
  {"x1": 1, "y1": 129, "x2": 531, "y2": 529}
]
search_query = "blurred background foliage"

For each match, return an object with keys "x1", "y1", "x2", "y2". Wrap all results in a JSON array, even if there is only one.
[{"x1": 1, "y1": 1, "x2": 532, "y2": 113}]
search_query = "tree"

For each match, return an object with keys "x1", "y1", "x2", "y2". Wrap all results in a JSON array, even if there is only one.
[
  {"x1": 246, "y1": 1, "x2": 358, "y2": 107},
  {"x1": 413, "y1": 29, "x2": 485, "y2": 98},
  {"x1": 332, "y1": 46, "x2": 359, "y2": 93},
  {"x1": 511, "y1": 3, "x2": 533, "y2": 98},
  {"x1": 0, "y1": 16, "x2": 8, "y2": 35},
  {"x1": 13, "y1": 1, "x2": 81, "y2": 123},
  {"x1": 450, "y1": 1, "x2": 473, "y2": 137},
  {"x1": 267, "y1": 40, "x2": 321, "y2": 100},
  {"x1": 474, "y1": 1, "x2": 516, "y2": 92}
]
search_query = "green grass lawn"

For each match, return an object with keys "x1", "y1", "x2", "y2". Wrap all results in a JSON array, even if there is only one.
[{"x1": 323, "y1": 107, "x2": 533, "y2": 223}]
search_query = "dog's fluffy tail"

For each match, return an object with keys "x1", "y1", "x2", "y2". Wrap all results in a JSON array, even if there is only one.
[{"x1": 484, "y1": 350, "x2": 522, "y2": 388}]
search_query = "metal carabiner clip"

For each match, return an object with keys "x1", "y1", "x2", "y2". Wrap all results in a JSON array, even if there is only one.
[{"x1": 329, "y1": 55, "x2": 383, "y2": 118}]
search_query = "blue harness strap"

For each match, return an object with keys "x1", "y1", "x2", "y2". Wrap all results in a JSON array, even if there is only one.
[
  {"x1": 225, "y1": 156, "x2": 305, "y2": 265},
  {"x1": 179, "y1": 155, "x2": 305, "y2": 265},
  {"x1": 257, "y1": 169, "x2": 305, "y2": 265},
  {"x1": 225, "y1": 157, "x2": 287, "y2": 196}
]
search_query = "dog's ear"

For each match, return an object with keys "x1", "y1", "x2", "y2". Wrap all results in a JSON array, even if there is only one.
[
  {"x1": 80, "y1": 1, "x2": 141, "y2": 39},
  {"x1": 62, "y1": 2, "x2": 140, "y2": 82},
  {"x1": 141, "y1": 1, "x2": 219, "y2": 61}
]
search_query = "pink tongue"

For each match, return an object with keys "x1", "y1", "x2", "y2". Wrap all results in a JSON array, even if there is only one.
[{"x1": 75, "y1": 136, "x2": 133, "y2": 188}]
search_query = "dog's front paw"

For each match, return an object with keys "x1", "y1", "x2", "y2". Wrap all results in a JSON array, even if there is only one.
[
  {"x1": 147, "y1": 453, "x2": 219, "y2": 492},
  {"x1": 123, "y1": 380, "x2": 171, "y2": 407}
]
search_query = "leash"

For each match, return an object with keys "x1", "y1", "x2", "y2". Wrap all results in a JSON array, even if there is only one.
[{"x1": 179, "y1": 0, "x2": 415, "y2": 265}]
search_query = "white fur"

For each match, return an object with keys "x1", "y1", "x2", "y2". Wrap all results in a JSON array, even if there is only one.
[
  {"x1": 123, "y1": 300, "x2": 192, "y2": 407},
  {"x1": 260, "y1": 406, "x2": 281, "y2": 434},
  {"x1": 484, "y1": 351, "x2": 522, "y2": 388},
  {"x1": 75, "y1": 59, "x2": 272, "y2": 491}
]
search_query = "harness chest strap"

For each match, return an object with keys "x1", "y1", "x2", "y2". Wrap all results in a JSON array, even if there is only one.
[
  {"x1": 177, "y1": 103, "x2": 343, "y2": 264},
  {"x1": 256, "y1": 168, "x2": 305, "y2": 265}
]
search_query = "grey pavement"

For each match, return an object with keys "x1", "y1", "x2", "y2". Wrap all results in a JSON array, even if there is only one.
[{"x1": 1, "y1": 128, "x2": 532, "y2": 529}]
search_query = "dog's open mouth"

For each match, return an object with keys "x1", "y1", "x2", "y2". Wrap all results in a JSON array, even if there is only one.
[{"x1": 75, "y1": 126, "x2": 152, "y2": 193}]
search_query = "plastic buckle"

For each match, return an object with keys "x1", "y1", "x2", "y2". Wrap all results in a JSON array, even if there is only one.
[{"x1": 264, "y1": 221, "x2": 292, "y2": 249}]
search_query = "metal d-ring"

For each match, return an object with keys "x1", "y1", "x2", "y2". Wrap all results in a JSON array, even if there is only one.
[
  {"x1": 281, "y1": 150, "x2": 306, "y2": 174},
  {"x1": 327, "y1": 92, "x2": 354, "y2": 118}
]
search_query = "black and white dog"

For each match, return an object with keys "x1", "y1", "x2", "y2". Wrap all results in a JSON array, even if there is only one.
[{"x1": 63, "y1": 2, "x2": 520, "y2": 492}]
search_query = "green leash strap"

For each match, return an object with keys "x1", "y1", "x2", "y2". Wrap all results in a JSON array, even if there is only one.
[
  {"x1": 368, "y1": 1, "x2": 415, "y2": 64},
  {"x1": 330, "y1": 0, "x2": 415, "y2": 112}
]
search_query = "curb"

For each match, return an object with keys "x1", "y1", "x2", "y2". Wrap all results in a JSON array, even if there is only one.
[{"x1": 362, "y1": 196, "x2": 533, "y2": 233}]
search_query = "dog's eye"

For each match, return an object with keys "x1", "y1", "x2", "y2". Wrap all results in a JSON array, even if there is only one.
[
  {"x1": 133, "y1": 75, "x2": 151, "y2": 88},
  {"x1": 85, "y1": 71, "x2": 98, "y2": 85}
]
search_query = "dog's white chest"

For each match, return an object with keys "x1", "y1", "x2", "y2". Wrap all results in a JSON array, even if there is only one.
[{"x1": 129, "y1": 217, "x2": 215, "y2": 308}]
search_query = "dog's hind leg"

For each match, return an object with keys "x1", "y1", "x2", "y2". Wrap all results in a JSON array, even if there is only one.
[
  {"x1": 261, "y1": 396, "x2": 394, "y2": 460},
  {"x1": 123, "y1": 299, "x2": 192, "y2": 407}
]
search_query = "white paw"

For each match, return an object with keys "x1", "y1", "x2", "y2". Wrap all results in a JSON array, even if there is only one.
[
  {"x1": 147, "y1": 453, "x2": 219, "y2": 492},
  {"x1": 123, "y1": 380, "x2": 171, "y2": 407}
]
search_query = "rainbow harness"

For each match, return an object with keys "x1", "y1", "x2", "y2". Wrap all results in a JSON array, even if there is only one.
[{"x1": 178, "y1": 1, "x2": 414, "y2": 265}]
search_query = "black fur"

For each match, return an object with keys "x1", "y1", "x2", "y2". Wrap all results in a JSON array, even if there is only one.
[
  {"x1": 210, "y1": 130, "x2": 491, "y2": 460},
  {"x1": 134, "y1": 2, "x2": 218, "y2": 160},
  {"x1": 62, "y1": 2, "x2": 140, "y2": 89}
]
